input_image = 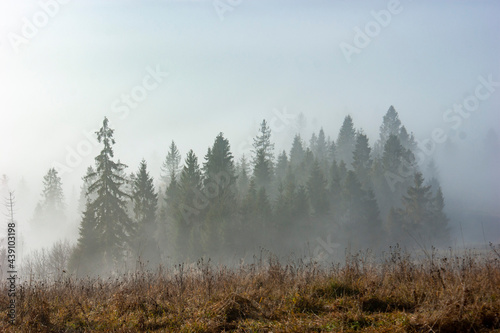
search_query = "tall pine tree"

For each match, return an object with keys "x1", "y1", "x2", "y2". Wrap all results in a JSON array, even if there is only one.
[
  {"x1": 131, "y1": 159, "x2": 159, "y2": 266},
  {"x1": 73, "y1": 117, "x2": 132, "y2": 271},
  {"x1": 336, "y1": 115, "x2": 356, "y2": 166}
]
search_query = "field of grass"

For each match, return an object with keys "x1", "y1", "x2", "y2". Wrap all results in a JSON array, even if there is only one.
[{"x1": 1, "y1": 246, "x2": 499, "y2": 332}]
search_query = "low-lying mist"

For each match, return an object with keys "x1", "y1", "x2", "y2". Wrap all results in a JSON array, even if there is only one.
[{"x1": 1, "y1": 105, "x2": 499, "y2": 279}]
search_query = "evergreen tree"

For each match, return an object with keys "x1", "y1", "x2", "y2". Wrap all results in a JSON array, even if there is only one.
[
  {"x1": 157, "y1": 142, "x2": 181, "y2": 243},
  {"x1": 363, "y1": 188, "x2": 382, "y2": 247},
  {"x1": 400, "y1": 172, "x2": 432, "y2": 229},
  {"x1": 394, "y1": 172, "x2": 448, "y2": 246},
  {"x1": 378, "y1": 134, "x2": 417, "y2": 213},
  {"x1": 341, "y1": 171, "x2": 381, "y2": 249},
  {"x1": 374, "y1": 105, "x2": 401, "y2": 157},
  {"x1": 309, "y1": 132, "x2": 318, "y2": 155},
  {"x1": 341, "y1": 171, "x2": 365, "y2": 225},
  {"x1": 34, "y1": 168, "x2": 66, "y2": 231},
  {"x1": 236, "y1": 155, "x2": 250, "y2": 198},
  {"x1": 131, "y1": 159, "x2": 159, "y2": 266},
  {"x1": 307, "y1": 160, "x2": 329, "y2": 216},
  {"x1": 399, "y1": 125, "x2": 417, "y2": 153},
  {"x1": 327, "y1": 137, "x2": 336, "y2": 164},
  {"x1": 202, "y1": 133, "x2": 237, "y2": 256},
  {"x1": 69, "y1": 206, "x2": 101, "y2": 276},
  {"x1": 252, "y1": 120, "x2": 275, "y2": 190},
  {"x1": 255, "y1": 187, "x2": 273, "y2": 246},
  {"x1": 78, "y1": 166, "x2": 96, "y2": 214},
  {"x1": 329, "y1": 160, "x2": 342, "y2": 216},
  {"x1": 40, "y1": 168, "x2": 65, "y2": 217},
  {"x1": 336, "y1": 115, "x2": 356, "y2": 166},
  {"x1": 274, "y1": 166, "x2": 298, "y2": 239},
  {"x1": 315, "y1": 128, "x2": 328, "y2": 161},
  {"x1": 160, "y1": 175, "x2": 180, "y2": 258},
  {"x1": 294, "y1": 185, "x2": 309, "y2": 221},
  {"x1": 352, "y1": 132, "x2": 372, "y2": 188},
  {"x1": 75, "y1": 117, "x2": 132, "y2": 269},
  {"x1": 161, "y1": 140, "x2": 181, "y2": 187},
  {"x1": 240, "y1": 179, "x2": 257, "y2": 250},
  {"x1": 275, "y1": 150, "x2": 288, "y2": 184},
  {"x1": 274, "y1": 181, "x2": 289, "y2": 232},
  {"x1": 289, "y1": 134, "x2": 305, "y2": 169},
  {"x1": 175, "y1": 150, "x2": 203, "y2": 259},
  {"x1": 382, "y1": 135, "x2": 404, "y2": 173},
  {"x1": 338, "y1": 160, "x2": 348, "y2": 183},
  {"x1": 313, "y1": 128, "x2": 329, "y2": 176}
]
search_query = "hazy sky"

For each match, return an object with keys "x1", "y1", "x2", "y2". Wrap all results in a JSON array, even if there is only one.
[{"x1": 1, "y1": 0, "x2": 499, "y2": 198}]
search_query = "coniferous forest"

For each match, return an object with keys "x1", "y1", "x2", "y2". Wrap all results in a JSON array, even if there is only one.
[
  {"x1": 4, "y1": 107, "x2": 499, "y2": 333},
  {"x1": 2, "y1": 2, "x2": 499, "y2": 329},
  {"x1": 41, "y1": 106, "x2": 451, "y2": 276}
]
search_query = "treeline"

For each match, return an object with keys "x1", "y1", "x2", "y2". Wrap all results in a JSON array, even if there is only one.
[{"x1": 32, "y1": 106, "x2": 449, "y2": 276}]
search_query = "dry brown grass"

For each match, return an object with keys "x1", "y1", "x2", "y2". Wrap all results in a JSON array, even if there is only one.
[{"x1": 1, "y1": 246, "x2": 499, "y2": 332}]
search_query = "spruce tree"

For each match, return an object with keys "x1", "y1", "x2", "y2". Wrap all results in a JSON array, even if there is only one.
[
  {"x1": 329, "y1": 160, "x2": 342, "y2": 217},
  {"x1": 352, "y1": 132, "x2": 372, "y2": 188},
  {"x1": 328, "y1": 138, "x2": 337, "y2": 164},
  {"x1": 307, "y1": 160, "x2": 329, "y2": 216},
  {"x1": 336, "y1": 115, "x2": 356, "y2": 166},
  {"x1": 78, "y1": 166, "x2": 96, "y2": 214},
  {"x1": 255, "y1": 187, "x2": 273, "y2": 246},
  {"x1": 40, "y1": 168, "x2": 65, "y2": 217},
  {"x1": 315, "y1": 128, "x2": 328, "y2": 161},
  {"x1": 309, "y1": 132, "x2": 318, "y2": 155},
  {"x1": 161, "y1": 140, "x2": 181, "y2": 187},
  {"x1": 293, "y1": 185, "x2": 309, "y2": 221},
  {"x1": 69, "y1": 206, "x2": 101, "y2": 276},
  {"x1": 33, "y1": 168, "x2": 66, "y2": 233},
  {"x1": 289, "y1": 134, "x2": 305, "y2": 169},
  {"x1": 240, "y1": 179, "x2": 257, "y2": 250},
  {"x1": 275, "y1": 150, "x2": 288, "y2": 184},
  {"x1": 131, "y1": 159, "x2": 159, "y2": 266},
  {"x1": 175, "y1": 150, "x2": 203, "y2": 258},
  {"x1": 76, "y1": 117, "x2": 132, "y2": 269},
  {"x1": 396, "y1": 172, "x2": 441, "y2": 246},
  {"x1": 341, "y1": 171, "x2": 381, "y2": 249},
  {"x1": 374, "y1": 105, "x2": 401, "y2": 157},
  {"x1": 399, "y1": 125, "x2": 417, "y2": 153},
  {"x1": 252, "y1": 120, "x2": 275, "y2": 190},
  {"x1": 401, "y1": 173, "x2": 432, "y2": 227},
  {"x1": 382, "y1": 135, "x2": 404, "y2": 173},
  {"x1": 202, "y1": 133, "x2": 237, "y2": 256},
  {"x1": 236, "y1": 155, "x2": 250, "y2": 198}
]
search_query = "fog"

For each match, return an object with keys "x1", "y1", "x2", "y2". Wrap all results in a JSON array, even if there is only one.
[{"x1": 0, "y1": 1, "x2": 499, "y2": 276}]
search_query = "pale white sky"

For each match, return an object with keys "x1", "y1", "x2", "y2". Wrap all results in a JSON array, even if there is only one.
[{"x1": 0, "y1": 0, "x2": 499, "y2": 205}]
